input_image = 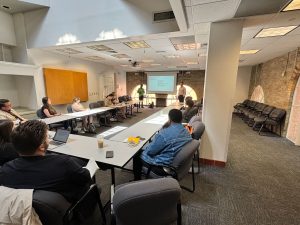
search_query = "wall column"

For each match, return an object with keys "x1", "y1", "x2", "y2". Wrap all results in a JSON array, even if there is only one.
[{"x1": 200, "y1": 20, "x2": 243, "y2": 165}]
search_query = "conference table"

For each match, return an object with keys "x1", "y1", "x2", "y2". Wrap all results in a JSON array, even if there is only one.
[{"x1": 48, "y1": 102, "x2": 183, "y2": 185}]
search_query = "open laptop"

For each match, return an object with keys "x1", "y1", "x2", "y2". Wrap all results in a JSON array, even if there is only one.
[{"x1": 49, "y1": 129, "x2": 70, "y2": 148}]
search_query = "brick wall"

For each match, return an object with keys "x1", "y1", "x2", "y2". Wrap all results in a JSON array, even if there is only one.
[
  {"x1": 126, "y1": 70, "x2": 205, "y2": 100},
  {"x1": 248, "y1": 47, "x2": 300, "y2": 135}
]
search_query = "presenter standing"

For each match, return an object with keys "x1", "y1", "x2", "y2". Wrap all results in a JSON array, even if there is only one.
[
  {"x1": 137, "y1": 84, "x2": 145, "y2": 108},
  {"x1": 177, "y1": 81, "x2": 186, "y2": 103}
]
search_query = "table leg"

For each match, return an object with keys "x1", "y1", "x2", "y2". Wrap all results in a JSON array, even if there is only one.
[{"x1": 111, "y1": 167, "x2": 115, "y2": 185}]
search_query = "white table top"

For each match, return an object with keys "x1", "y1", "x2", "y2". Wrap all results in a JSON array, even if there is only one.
[
  {"x1": 41, "y1": 115, "x2": 76, "y2": 125},
  {"x1": 48, "y1": 131, "x2": 142, "y2": 168}
]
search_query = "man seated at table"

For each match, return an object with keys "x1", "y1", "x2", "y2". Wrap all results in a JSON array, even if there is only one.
[
  {"x1": 133, "y1": 109, "x2": 192, "y2": 180},
  {"x1": 0, "y1": 120, "x2": 92, "y2": 203},
  {"x1": 0, "y1": 99, "x2": 27, "y2": 124},
  {"x1": 182, "y1": 99, "x2": 198, "y2": 123}
]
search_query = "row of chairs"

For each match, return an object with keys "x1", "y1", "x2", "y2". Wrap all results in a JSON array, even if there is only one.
[{"x1": 234, "y1": 99, "x2": 286, "y2": 136}]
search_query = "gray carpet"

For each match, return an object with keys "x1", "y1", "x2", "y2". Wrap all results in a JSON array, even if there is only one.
[{"x1": 94, "y1": 111, "x2": 300, "y2": 225}]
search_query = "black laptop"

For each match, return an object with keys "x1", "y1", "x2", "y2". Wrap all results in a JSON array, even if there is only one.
[{"x1": 49, "y1": 129, "x2": 70, "y2": 147}]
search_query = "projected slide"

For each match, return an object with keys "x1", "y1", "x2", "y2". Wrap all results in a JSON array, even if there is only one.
[{"x1": 147, "y1": 73, "x2": 177, "y2": 94}]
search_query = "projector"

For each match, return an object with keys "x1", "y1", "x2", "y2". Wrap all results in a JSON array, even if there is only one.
[{"x1": 129, "y1": 60, "x2": 139, "y2": 67}]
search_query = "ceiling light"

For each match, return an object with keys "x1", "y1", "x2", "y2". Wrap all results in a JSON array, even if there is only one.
[
  {"x1": 151, "y1": 64, "x2": 161, "y2": 66},
  {"x1": 121, "y1": 65, "x2": 129, "y2": 67},
  {"x1": 142, "y1": 59, "x2": 154, "y2": 63},
  {"x1": 112, "y1": 54, "x2": 131, "y2": 59},
  {"x1": 56, "y1": 48, "x2": 82, "y2": 54},
  {"x1": 86, "y1": 56, "x2": 105, "y2": 61},
  {"x1": 283, "y1": 0, "x2": 300, "y2": 11},
  {"x1": 240, "y1": 49, "x2": 260, "y2": 55},
  {"x1": 255, "y1": 26, "x2": 298, "y2": 38},
  {"x1": 87, "y1": 45, "x2": 113, "y2": 51},
  {"x1": 123, "y1": 41, "x2": 150, "y2": 49},
  {"x1": 186, "y1": 62, "x2": 198, "y2": 65},
  {"x1": 173, "y1": 43, "x2": 200, "y2": 51},
  {"x1": 166, "y1": 55, "x2": 180, "y2": 58}
]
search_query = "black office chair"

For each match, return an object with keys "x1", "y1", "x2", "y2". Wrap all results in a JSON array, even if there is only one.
[
  {"x1": 36, "y1": 109, "x2": 43, "y2": 119},
  {"x1": 90, "y1": 102, "x2": 111, "y2": 127},
  {"x1": 33, "y1": 184, "x2": 106, "y2": 225}
]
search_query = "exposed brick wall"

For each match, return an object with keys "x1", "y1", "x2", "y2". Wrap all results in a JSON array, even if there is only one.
[
  {"x1": 126, "y1": 71, "x2": 205, "y2": 100},
  {"x1": 248, "y1": 48, "x2": 300, "y2": 135}
]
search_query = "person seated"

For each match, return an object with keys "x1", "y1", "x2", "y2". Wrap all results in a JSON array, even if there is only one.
[
  {"x1": 182, "y1": 99, "x2": 198, "y2": 123},
  {"x1": 0, "y1": 120, "x2": 19, "y2": 166},
  {"x1": 71, "y1": 97, "x2": 93, "y2": 133},
  {"x1": 41, "y1": 97, "x2": 61, "y2": 119},
  {"x1": 0, "y1": 120, "x2": 92, "y2": 203},
  {"x1": 105, "y1": 93, "x2": 126, "y2": 120},
  {"x1": 133, "y1": 109, "x2": 192, "y2": 180},
  {"x1": 0, "y1": 99, "x2": 27, "y2": 124}
]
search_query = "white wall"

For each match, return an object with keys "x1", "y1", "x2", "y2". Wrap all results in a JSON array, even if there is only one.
[
  {"x1": 233, "y1": 66, "x2": 252, "y2": 106},
  {"x1": 0, "y1": 11, "x2": 16, "y2": 46},
  {"x1": 115, "y1": 70, "x2": 127, "y2": 96},
  {"x1": 15, "y1": 76, "x2": 37, "y2": 109},
  {"x1": 27, "y1": 49, "x2": 116, "y2": 112},
  {"x1": 0, "y1": 75, "x2": 19, "y2": 106},
  {"x1": 23, "y1": 0, "x2": 178, "y2": 48}
]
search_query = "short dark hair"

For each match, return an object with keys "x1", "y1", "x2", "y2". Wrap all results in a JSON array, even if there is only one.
[
  {"x1": 168, "y1": 109, "x2": 183, "y2": 123},
  {"x1": 11, "y1": 120, "x2": 48, "y2": 155},
  {"x1": 186, "y1": 99, "x2": 194, "y2": 108},
  {"x1": 42, "y1": 97, "x2": 48, "y2": 105},
  {"x1": 0, "y1": 119, "x2": 14, "y2": 144},
  {"x1": 0, "y1": 99, "x2": 9, "y2": 108}
]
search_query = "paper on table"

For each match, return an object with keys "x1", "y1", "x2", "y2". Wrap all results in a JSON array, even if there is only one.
[
  {"x1": 99, "y1": 126, "x2": 127, "y2": 137},
  {"x1": 144, "y1": 115, "x2": 168, "y2": 125},
  {"x1": 84, "y1": 158, "x2": 99, "y2": 178}
]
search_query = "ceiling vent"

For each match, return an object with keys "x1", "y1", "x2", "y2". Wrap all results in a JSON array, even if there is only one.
[
  {"x1": 56, "y1": 48, "x2": 82, "y2": 54},
  {"x1": 112, "y1": 54, "x2": 131, "y2": 59},
  {"x1": 153, "y1": 11, "x2": 175, "y2": 22},
  {"x1": 86, "y1": 56, "x2": 105, "y2": 61},
  {"x1": 87, "y1": 45, "x2": 113, "y2": 51}
]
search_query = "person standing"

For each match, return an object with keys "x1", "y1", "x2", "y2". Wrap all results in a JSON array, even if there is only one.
[
  {"x1": 137, "y1": 84, "x2": 145, "y2": 108},
  {"x1": 177, "y1": 81, "x2": 186, "y2": 103}
]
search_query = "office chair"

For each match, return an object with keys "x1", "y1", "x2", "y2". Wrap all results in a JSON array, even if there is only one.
[
  {"x1": 112, "y1": 178, "x2": 181, "y2": 225},
  {"x1": 190, "y1": 121, "x2": 205, "y2": 174},
  {"x1": 33, "y1": 184, "x2": 106, "y2": 225}
]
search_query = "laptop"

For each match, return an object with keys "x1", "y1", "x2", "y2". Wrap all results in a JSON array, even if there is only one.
[{"x1": 49, "y1": 129, "x2": 70, "y2": 147}]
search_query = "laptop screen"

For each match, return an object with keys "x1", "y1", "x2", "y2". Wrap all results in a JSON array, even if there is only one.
[{"x1": 53, "y1": 129, "x2": 70, "y2": 143}]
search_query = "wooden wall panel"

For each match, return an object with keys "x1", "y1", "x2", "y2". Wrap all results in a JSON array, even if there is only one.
[{"x1": 43, "y1": 68, "x2": 88, "y2": 105}]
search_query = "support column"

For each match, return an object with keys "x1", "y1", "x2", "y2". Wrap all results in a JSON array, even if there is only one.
[{"x1": 200, "y1": 20, "x2": 243, "y2": 165}]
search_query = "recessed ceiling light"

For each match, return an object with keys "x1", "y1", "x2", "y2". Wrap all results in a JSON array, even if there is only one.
[
  {"x1": 166, "y1": 55, "x2": 180, "y2": 58},
  {"x1": 186, "y1": 62, "x2": 198, "y2": 65},
  {"x1": 87, "y1": 45, "x2": 113, "y2": 51},
  {"x1": 282, "y1": 0, "x2": 300, "y2": 11},
  {"x1": 120, "y1": 65, "x2": 129, "y2": 67},
  {"x1": 255, "y1": 26, "x2": 298, "y2": 38},
  {"x1": 240, "y1": 49, "x2": 260, "y2": 55},
  {"x1": 151, "y1": 63, "x2": 161, "y2": 66},
  {"x1": 123, "y1": 41, "x2": 150, "y2": 49},
  {"x1": 173, "y1": 43, "x2": 200, "y2": 51},
  {"x1": 112, "y1": 54, "x2": 131, "y2": 59},
  {"x1": 56, "y1": 48, "x2": 82, "y2": 54},
  {"x1": 1, "y1": 5, "x2": 10, "y2": 9}
]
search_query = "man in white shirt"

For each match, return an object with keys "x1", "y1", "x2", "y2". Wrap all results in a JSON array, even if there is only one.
[
  {"x1": 177, "y1": 81, "x2": 186, "y2": 103},
  {"x1": 0, "y1": 99, "x2": 26, "y2": 124}
]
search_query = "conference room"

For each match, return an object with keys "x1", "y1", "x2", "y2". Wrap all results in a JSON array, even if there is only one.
[{"x1": 0, "y1": 0, "x2": 300, "y2": 225}]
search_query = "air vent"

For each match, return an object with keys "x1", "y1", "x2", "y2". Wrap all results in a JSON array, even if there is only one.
[
  {"x1": 153, "y1": 11, "x2": 175, "y2": 22},
  {"x1": 86, "y1": 56, "x2": 105, "y2": 61},
  {"x1": 112, "y1": 54, "x2": 131, "y2": 59},
  {"x1": 87, "y1": 45, "x2": 113, "y2": 51},
  {"x1": 56, "y1": 48, "x2": 82, "y2": 54}
]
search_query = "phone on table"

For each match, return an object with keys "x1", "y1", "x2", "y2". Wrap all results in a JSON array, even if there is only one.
[{"x1": 106, "y1": 151, "x2": 114, "y2": 158}]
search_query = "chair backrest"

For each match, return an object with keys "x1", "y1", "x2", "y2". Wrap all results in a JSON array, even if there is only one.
[
  {"x1": 32, "y1": 190, "x2": 71, "y2": 225},
  {"x1": 89, "y1": 102, "x2": 101, "y2": 109},
  {"x1": 113, "y1": 178, "x2": 181, "y2": 225},
  {"x1": 189, "y1": 115, "x2": 202, "y2": 124},
  {"x1": 36, "y1": 109, "x2": 43, "y2": 118},
  {"x1": 66, "y1": 105, "x2": 73, "y2": 113},
  {"x1": 97, "y1": 101, "x2": 105, "y2": 107},
  {"x1": 269, "y1": 108, "x2": 286, "y2": 121},
  {"x1": 191, "y1": 121, "x2": 205, "y2": 140},
  {"x1": 172, "y1": 139, "x2": 200, "y2": 180}
]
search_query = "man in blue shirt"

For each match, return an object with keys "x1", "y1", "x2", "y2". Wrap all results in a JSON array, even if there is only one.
[{"x1": 133, "y1": 109, "x2": 192, "y2": 180}]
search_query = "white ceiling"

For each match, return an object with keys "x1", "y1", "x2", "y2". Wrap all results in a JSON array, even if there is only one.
[
  {"x1": 43, "y1": 0, "x2": 300, "y2": 71},
  {"x1": 0, "y1": 0, "x2": 49, "y2": 13}
]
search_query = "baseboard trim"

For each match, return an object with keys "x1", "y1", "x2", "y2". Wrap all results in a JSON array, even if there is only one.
[{"x1": 200, "y1": 158, "x2": 226, "y2": 167}]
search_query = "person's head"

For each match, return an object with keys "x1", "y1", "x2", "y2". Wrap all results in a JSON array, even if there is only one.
[
  {"x1": 106, "y1": 94, "x2": 114, "y2": 99},
  {"x1": 180, "y1": 81, "x2": 184, "y2": 87},
  {"x1": 0, "y1": 120, "x2": 14, "y2": 144},
  {"x1": 0, "y1": 99, "x2": 12, "y2": 112},
  {"x1": 140, "y1": 84, "x2": 143, "y2": 88},
  {"x1": 11, "y1": 120, "x2": 49, "y2": 156},
  {"x1": 168, "y1": 109, "x2": 183, "y2": 124},
  {"x1": 73, "y1": 97, "x2": 80, "y2": 103},
  {"x1": 42, "y1": 97, "x2": 51, "y2": 106},
  {"x1": 186, "y1": 99, "x2": 194, "y2": 108}
]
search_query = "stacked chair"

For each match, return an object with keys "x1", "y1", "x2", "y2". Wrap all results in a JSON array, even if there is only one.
[{"x1": 234, "y1": 99, "x2": 286, "y2": 136}]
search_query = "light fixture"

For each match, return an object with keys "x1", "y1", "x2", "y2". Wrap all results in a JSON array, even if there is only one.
[
  {"x1": 282, "y1": 0, "x2": 300, "y2": 11},
  {"x1": 240, "y1": 49, "x2": 260, "y2": 55},
  {"x1": 112, "y1": 54, "x2": 131, "y2": 59},
  {"x1": 151, "y1": 63, "x2": 161, "y2": 66},
  {"x1": 173, "y1": 43, "x2": 200, "y2": 51},
  {"x1": 86, "y1": 56, "x2": 105, "y2": 61},
  {"x1": 142, "y1": 59, "x2": 154, "y2": 63},
  {"x1": 123, "y1": 41, "x2": 150, "y2": 49},
  {"x1": 87, "y1": 45, "x2": 113, "y2": 51},
  {"x1": 186, "y1": 62, "x2": 198, "y2": 65},
  {"x1": 166, "y1": 55, "x2": 180, "y2": 58},
  {"x1": 56, "y1": 48, "x2": 82, "y2": 54},
  {"x1": 255, "y1": 26, "x2": 298, "y2": 38},
  {"x1": 120, "y1": 65, "x2": 129, "y2": 67}
]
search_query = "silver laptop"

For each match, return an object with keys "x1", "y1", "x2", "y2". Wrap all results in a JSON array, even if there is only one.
[{"x1": 49, "y1": 129, "x2": 70, "y2": 147}]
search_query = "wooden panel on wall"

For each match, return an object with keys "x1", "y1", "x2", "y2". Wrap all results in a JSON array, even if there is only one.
[{"x1": 43, "y1": 68, "x2": 88, "y2": 105}]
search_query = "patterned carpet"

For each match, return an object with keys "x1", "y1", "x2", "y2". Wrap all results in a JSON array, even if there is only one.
[{"x1": 94, "y1": 111, "x2": 300, "y2": 225}]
